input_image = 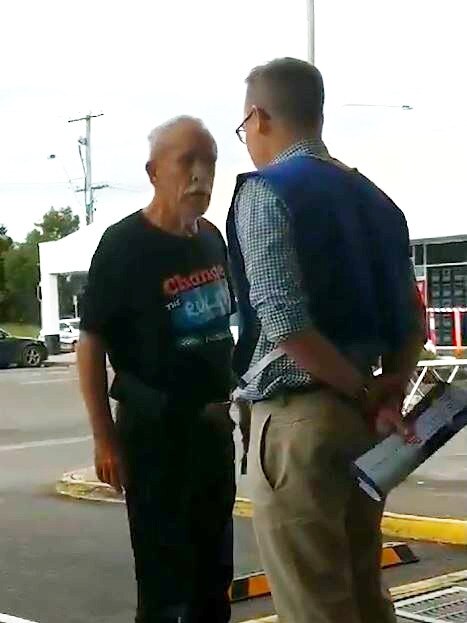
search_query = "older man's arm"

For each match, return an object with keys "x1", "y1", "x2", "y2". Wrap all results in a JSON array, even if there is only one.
[
  {"x1": 78, "y1": 228, "x2": 125, "y2": 492},
  {"x1": 77, "y1": 332, "x2": 123, "y2": 492}
]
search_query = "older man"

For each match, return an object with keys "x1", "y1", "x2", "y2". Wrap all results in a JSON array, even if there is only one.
[
  {"x1": 78, "y1": 117, "x2": 235, "y2": 623},
  {"x1": 227, "y1": 58, "x2": 425, "y2": 623}
]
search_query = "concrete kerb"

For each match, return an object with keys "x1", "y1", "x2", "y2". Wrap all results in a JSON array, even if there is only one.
[
  {"x1": 237, "y1": 498, "x2": 467, "y2": 546},
  {"x1": 382, "y1": 511, "x2": 467, "y2": 546},
  {"x1": 237, "y1": 569, "x2": 467, "y2": 623},
  {"x1": 239, "y1": 618, "x2": 276, "y2": 623},
  {"x1": 57, "y1": 470, "x2": 467, "y2": 621},
  {"x1": 56, "y1": 469, "x2": 124, "y2": 504},
  {"x1": 56, "y1": 472, "x2": 467, "y2": 545},
  {"x1": 235, "y1": 497, "x2": 467, "y2": 547}
]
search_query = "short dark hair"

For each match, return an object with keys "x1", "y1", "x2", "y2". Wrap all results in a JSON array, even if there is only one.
[{"x1": 246, "y1": 57, "x2": 324, "y2": 130}]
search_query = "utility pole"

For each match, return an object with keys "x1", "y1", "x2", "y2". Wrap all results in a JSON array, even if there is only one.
[
  {"x1": 307, "y1": 0, "x2": 315, "y2": 64},
  {"x1": 68, "y1": 113, "x2": 107, "y2": 225}
]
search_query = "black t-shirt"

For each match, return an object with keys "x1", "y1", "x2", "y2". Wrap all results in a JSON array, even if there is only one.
[{"x1": 80, "y1": 211, "x2": 234, "y2": 404}]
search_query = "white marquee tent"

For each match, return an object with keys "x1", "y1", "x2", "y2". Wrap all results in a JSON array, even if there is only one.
[
  {"x1": 39, "y1": 189, "x2": 467, "y2": 341},
  {"x1": 39, "y1": 221, "x2": 108, "y2": 337}
]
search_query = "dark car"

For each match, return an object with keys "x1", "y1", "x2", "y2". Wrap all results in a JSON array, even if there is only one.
[{"x1": 0, "y1": 328, "x2": 48, "y2": 369}]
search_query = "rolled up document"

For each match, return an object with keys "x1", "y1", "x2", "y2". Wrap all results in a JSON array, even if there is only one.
[{"x1": 352, "y1": 382, "x2": 467, "y2": 501}]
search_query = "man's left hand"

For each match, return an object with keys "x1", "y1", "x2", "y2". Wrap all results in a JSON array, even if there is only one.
[
  {"x1": 363, "y1": 374, "x2": 404, "y2": 415},
  {"x1": 374, "y1": 403, "x2": 418, "y2": 443},
  {"x1": 363, "y1": 375, "x2": 418, "y2": 442}
]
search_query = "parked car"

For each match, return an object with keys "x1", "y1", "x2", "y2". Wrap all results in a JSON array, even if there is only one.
[
  {"x1": 58, "y1": 318, "x2": 80, "y2": 350},
  {"x1": 39, "y1": 318, "x2": 80, "y2": 352},
  {"x1": 0, "y1": 328, "x2": 48, "y2": 368}
]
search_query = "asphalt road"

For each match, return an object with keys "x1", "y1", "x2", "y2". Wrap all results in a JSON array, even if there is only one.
[{"x1": 1, "y1": 364, "x2": 467, "y2": 623}]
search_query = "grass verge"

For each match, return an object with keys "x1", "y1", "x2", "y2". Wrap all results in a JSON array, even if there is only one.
[{"x1": 1, "y1": 323, "x2": 40, "y2": 338}]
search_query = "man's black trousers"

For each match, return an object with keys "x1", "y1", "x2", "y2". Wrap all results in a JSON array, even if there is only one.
[{"x1": 117, "y1": 403, "x2": 236, "y2": 623}]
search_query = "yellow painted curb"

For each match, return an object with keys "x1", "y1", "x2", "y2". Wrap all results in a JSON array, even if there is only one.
[
  {"x1": 382, "y1": 512, "x2": 467, "y2": 546},
  {"x1": 239, "y1": 617, "x2": 277, "y2": 623},
  {"x1": 238, "y1": 617, "x2": 277, "y2": 623},
  {"x1": 234, "y1": 497, "x2": 254, "y2": 518},
  {"x1": 234, "y1": 497, "x2": 467, "y2": 545},
  {"x1": 59, "y1": 478, "x2": 467, "y2": 546},
  {"x1": 390, "y1": 568, "x2": 467, "y2": 599},
  {"x1": 56, "y1": 473, "x2": 124, "y2": 504},
  {"x1": 238, "y1": 569, "x2": 467, "y2": 623}
]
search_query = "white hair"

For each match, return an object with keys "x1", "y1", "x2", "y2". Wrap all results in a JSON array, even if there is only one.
[{"x1": 147, "y1": 115, "x2": 214, "y2": 159}]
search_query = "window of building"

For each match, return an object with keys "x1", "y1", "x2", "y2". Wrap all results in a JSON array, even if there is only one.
[
  {"x1": 426, "y1": 241, "x2": 467, "y2": 265},
  {"x1": 414, "y1": 244, "x2": 424, "y2": 265}
]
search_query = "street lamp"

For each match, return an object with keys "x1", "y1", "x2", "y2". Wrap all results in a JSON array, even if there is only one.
[
  {"x1": 46, "y1": 153, "x2": 77, "y2": 192},
  {"x1": 307, "y1": 0, "x2": 315, "y2": 64},
  {"x1": 46, "y1": 153, "x2": 84, "y2": 226},
  {"x1": 343, "y1": 104, "x2": 414, "y2": 110}
]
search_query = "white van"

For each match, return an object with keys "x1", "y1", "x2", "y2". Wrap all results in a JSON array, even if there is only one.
[{"x1": 39, "y1": 318, "x2": 80, "y2": 351}]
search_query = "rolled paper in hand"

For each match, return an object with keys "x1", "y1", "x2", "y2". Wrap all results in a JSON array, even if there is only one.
[{"x1": 353, "y1": 383, "x2": 467, "y2": 502}]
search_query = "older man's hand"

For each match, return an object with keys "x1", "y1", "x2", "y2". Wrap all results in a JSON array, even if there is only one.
[{"x1": 94, "y1": 428, "x2": 125, "y2": 494}]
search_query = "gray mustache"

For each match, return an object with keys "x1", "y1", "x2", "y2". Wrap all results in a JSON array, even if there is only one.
[{"x1": 186, "y1": 188, "x2": 211, "y2": 196}]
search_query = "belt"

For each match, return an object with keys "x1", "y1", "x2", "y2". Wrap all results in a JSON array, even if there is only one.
[{"x1": 253, "y1": 383, "x2": 322, "y2": 404}]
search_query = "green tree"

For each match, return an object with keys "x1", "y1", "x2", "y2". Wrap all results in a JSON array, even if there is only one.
[
  {"x1": 27, "y1": 206, "x2": 80, "y2": 244},
  {"x1": 4, "y1": 208, "x2": 80, "y2": 324},
  {"x1": 4, "y1": 243, "x2": 39, "y2": 323},
  {"x1": 0, "y1": 225, "x2": 12, "y2": 242},
  {"x1": 0, "y1": 225, "x2": 13, "y2": 319}
]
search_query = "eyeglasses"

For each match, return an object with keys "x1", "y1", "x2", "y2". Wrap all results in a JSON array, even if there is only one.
[{"x1": 235, "y1": 110, "x2": 254, "y2": 144}]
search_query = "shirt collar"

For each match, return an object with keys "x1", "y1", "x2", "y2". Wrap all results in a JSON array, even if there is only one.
[{"x1": 272, "y1": 138, "x2": 330, "y2": 164}]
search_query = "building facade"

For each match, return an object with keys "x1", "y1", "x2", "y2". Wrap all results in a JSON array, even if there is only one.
[{"x1": 411, "y1": 235, "x2": 467, "y2": 347}]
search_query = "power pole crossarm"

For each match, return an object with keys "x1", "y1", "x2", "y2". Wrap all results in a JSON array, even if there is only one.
[
  {"x1": 68, "y1": 113, "x2": 103, "y2": 123},
  {"x1": 76, "y1": 184, "x2": 109, "y2": 193}
]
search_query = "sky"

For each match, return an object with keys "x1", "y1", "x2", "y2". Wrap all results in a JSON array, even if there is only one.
[{"x1": 1, "y1": 0, "x2": 466, "y2": 242}]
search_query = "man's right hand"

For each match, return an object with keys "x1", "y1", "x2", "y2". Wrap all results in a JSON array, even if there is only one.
[{"x1": 94, "y1": 430, "x2": 124, "y2": 493}]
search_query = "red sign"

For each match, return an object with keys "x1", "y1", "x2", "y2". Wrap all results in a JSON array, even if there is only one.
[{"x1": 416, "y1": 279, "x2": 427, "y2": 305}]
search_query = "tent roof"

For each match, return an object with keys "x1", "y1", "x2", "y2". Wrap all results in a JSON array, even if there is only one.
[
  {"x1": 39, "y1": 220, "x2": 108, "y2": 275},
  {"x1": 39, "y1": 209, "x2": 467, "y2": 278}
]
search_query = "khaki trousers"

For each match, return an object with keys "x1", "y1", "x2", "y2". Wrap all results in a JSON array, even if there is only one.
[{"x1": 249, "y1": 389, "x2": 397, "y2": 623}]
